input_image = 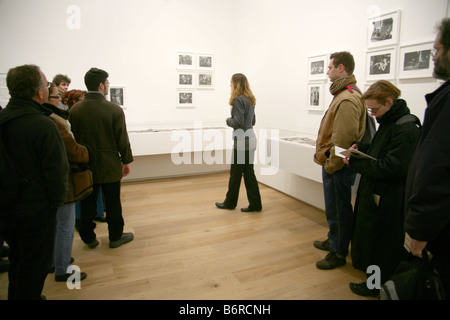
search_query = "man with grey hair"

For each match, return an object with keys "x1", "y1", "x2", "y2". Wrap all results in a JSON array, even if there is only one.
[
  {"x1": 0, "y1": 64, "x2": 69, "y2": 299},
  {"x1": 405, "y1": 18, "x2": 450, "y2": 299}
]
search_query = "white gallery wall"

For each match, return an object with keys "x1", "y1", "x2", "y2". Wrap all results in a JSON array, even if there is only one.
[{"x1": 0, "y1": 0, "x2": 447, "y2": 129}]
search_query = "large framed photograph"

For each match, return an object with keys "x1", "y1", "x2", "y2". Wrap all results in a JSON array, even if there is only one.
[
  {"x1": 176, "y1": 52, "x2": 196, "y2": 70},
  {"x1": 367, "y1": 10, "x2": 401, "y2": 49},
  {"x1": 176, "y1": 90, "x2": 195, "y2": 108},
  {"x1": 307, "y1": 55, "x2": 328, "y2": 81},
  {"x1": 197, "y1": 72, "x2": 214, "y2": 89},
  {"x1": 307, "y1": 82, "x2": 325, "y2": 111},
  {"x1": 366, "y1": 47, "x2": 397, "y2": 81},
  {"x1": 198, "y1": 53, "x2": 214, "y2": 70},
  {"x1": 398, "y1": 41, "x2": 434, "y2": 79},
  {"x1": 176, "y1": 72, "x2": 195, "y2": 88},
  {"x1": 109, "y1": 86, "x2": 125, "y2": 108}
]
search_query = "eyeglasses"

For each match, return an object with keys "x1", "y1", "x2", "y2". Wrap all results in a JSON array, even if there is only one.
[{"x1": 46, "y1": 82, "x2": 51, "y2": 88}]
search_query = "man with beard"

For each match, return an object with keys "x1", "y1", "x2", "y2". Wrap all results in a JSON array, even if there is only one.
[{"x1": 405, "y1": 18, "x2": 450, "y2": 299}]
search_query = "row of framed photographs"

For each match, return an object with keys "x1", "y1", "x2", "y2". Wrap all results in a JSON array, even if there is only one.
[
  {"x1": 177, "y1": 71, "x2": 214, "y2": 89},
  {"x1": 176, "y1": 52, "x2": 214, "y2": 71},
  {"x1": 308, "y1": 40, "x2": 434, "y2": 83}
]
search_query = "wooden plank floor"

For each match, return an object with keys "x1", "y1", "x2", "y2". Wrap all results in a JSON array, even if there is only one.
[{"x1": 0, "y1": 172, "x2": 373, "y2": 300}]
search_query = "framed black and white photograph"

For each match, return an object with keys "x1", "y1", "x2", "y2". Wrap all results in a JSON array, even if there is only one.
[
  {"x1": 176, "y1": 72, "x2": 195, "y2": 88},
  {"x1": 398, "y1": 41, "x2": 434, "y2": 79},
  {"x1": 177, "y1": 90, "x2": 195, "y2": 108},
  {"x1": 197, "y1": 72, "x2": 214, "y2": 89},
  {"x1": 176, "y1": 52, "x2": 196, "y2": 70},
  {"x1": 367, "y1": 10, "x2": 401, "y2": 49},
  {"x1": 307, "y1": 55, "x2": 328, "y2": 81},
  {"x1": 198, "y1": 54, "x2": 214, "y2": 70},
  {"x1": 307, "y1": 82, "x2": 325, "y2": 111},
  {"x1": 366, "y1": 47, "x2": 397, "y2": 81},
  {"x1": 109, "y1": 86, "x2": 125, "y2": 108}
]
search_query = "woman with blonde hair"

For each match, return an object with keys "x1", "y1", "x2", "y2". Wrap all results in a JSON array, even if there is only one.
[
  {"x1": 344, "y1": 80, "x2": 421, "y2": 297},
  {"x1": 216, "y1": 73, "x2": 262, "y2": 212}
]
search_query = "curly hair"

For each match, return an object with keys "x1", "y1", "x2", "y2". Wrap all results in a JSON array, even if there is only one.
[{"x1": 61, "y1": 89, "x2": 87, "y2": 108}]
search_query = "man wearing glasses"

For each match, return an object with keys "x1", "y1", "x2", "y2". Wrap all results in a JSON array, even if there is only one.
[
  {"x1": 0, "y1": 65, "x2": 69, "y2": 299},
  {"x1": 405, "y1": 18, "x2": 450, "y2": 299}
]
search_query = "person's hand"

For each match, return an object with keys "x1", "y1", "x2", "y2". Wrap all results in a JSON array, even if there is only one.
[
  {"x1": 343, "y1": 143, "x2": 358, "y2": 165},
  {"x1": 122, "y1": 164, "x2": 130, "y2": 177},
  {"x1": 410, "y1": 239, "x2": 427, "y2": 258}
]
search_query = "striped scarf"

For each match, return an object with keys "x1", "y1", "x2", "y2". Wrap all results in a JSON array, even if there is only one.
[{"x1": 329, "y1": 75, "x2": 357, "y2": 96}]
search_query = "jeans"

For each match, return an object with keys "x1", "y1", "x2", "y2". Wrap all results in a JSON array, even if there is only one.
[
  {"x1": 79, "y1": 181, "x2": 124, "y2": 243},
  {"x1": 322, "y1": 166, "x2": 356, "y2": 257},
  {"x1": 0, "y1": 207, "x2": 57, "y2": 300},
  {"x1": 54, "y1": 202, "x2": 75, "y2": 276}
]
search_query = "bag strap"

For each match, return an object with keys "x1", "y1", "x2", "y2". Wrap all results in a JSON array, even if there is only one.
[{"x1": 345, "y1": 85, "x2": 362, "y2": 95}]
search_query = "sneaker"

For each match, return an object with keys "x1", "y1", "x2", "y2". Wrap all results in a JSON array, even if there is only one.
[
  {"x1": 55, "y1": 271, "x2": 87, "y2": 282},
  {"x1": 349, "y1": 282, "x2": 379, "y2": 297},
  {"x1": 109, "y1": 232, "x2": 134, "y2": 248},
  {"x1": 316, "y1": 251, "x2": 346, "y2": 270},
  {"x1": 313, "y1": 239, "x2": 331, "y2": 251}
]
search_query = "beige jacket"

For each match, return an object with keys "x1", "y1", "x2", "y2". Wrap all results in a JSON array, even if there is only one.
[{"x1": 314, "y1": 76, "x2": 366, "y2": 174}]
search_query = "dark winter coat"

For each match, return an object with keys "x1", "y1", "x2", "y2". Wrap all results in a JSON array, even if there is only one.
[
  {"x1": 405, "y1": 79, "x2": 450, "y2": 263},
  {"x1": 69, "y1": 92, "x2": 133, "y2": 184},
  {"x1": 0, "y1": 98, "x2": 69, "y2": 213},
  {"x1": 349, "y1": 99, "x2": 420, "y2": 282}
]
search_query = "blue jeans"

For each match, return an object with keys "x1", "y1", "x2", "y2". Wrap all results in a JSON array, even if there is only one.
[
  {"x1": 322, "y1": 166, "x2": 356, "y2": 257},
  {"x1": 54, "y1": 202, "x2": 75, "y2": 275}
]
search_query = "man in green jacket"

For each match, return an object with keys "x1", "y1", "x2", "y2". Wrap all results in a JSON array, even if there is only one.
[{"x1": 70, "y1": 68, "x2": 134, "y2": 249}]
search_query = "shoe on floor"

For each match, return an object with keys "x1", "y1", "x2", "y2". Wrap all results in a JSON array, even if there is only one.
[
  {"x1": 110, "y1": 232, "x2": 134, "y2": 248},
  {"x1": 349, "y1": 282, "x2": 379, "y2": 297},
  {"x1": 215, "y1": 202, "x2": 235, "y2": 210},
  {"x1": 314, "y1": 238, "x2": 331, "y2": 251},
  {"x1": 55, "y1": 271, "x2": 87, "y2": 282},
  {"x1": 86, "y1": 239, "x2": 99, "y2": 249},
  {"x1": 316, "y1": 251, "x2": 346, "y2": 270},
  {"x1": 241, "y1": 207, "x2": 262, "y2": 212}
]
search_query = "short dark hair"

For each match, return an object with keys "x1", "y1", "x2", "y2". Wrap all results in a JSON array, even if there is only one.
[
  {"x1": 330, "y1": 51, "x2": 355, "y2": 75},
  {"x1": 52, "y1": 74, "x2": 71, "y2": 86},
  {"x1": 438, "y1": 18, "x2": 450, "y2": 51},
  {"x1": 84, "y1": 68, "x2": 109, "y2": 91},
  {"x1": 7, "y1": 64, "x2": 43, "y2": 99}
]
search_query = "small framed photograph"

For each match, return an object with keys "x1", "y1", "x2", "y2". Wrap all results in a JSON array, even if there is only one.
[
  {"x1": 366, "y1": 47, "x2": 397, "y2": 81},
  {"x1": 398, "y1": 41, "x2": 434, "y2": 79},
  {"x1": 109, "y1": 86, "x2": 125, "y2": 108},
  {"x1": 176, "y1": 90, "x2": 195, "y2": 108},
  {"x1": 176, "y1": 52, "x2": 196, "y2": 70},
  {"x1": 367, "y1": 10, "x2": 401, "y2": 49},
  {"x1": 198, "y1": 53, "x2": 214, "y2": 70},
  {"x1": 307, "y1": 82, "x2": 325, "y2": 111},
  {"x1": 176, "y1": 72, "x2": 195, "y2": 88},
  {"x1": 197, "y1": 72, "x2": 214, "y2": 89},
  {"x1": 308, "y1": 54, "x2": 328, "y2": 81}
]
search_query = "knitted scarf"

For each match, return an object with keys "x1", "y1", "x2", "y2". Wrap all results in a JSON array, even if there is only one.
[{"x1": 329, "y1": 75, "x2": 357, "y2": 96}]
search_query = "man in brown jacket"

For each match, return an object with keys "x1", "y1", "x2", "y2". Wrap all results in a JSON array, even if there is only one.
[
  {"x1": 313, "y1": 52, "x2": 366, "y2": 270},
  {"x1": 69, "y1": 68, "x2": 134, "y2": 249}
]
